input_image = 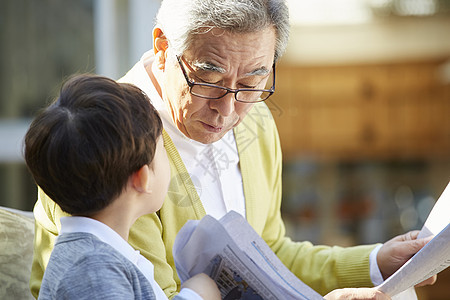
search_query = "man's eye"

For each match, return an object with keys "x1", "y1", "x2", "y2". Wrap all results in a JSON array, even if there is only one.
[
  {"x1": 240, "y1": 84, "x2": 257, "y2": 89},
  {"x1": 239, "y1": 77, "x2": 266, "y2": 89},
  {"x1": 203, "y1": 79, "x2": 222, "y2": 85},
  {"x1": 193, "y1": 75, "x2": 221, "y2": 85},
  {"x1": 239, "y1": 80, "x2": 262, "y2": 89}
]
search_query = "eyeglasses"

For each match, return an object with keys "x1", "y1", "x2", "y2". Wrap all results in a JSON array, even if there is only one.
[{"x1": 176, "y1": 55, "x2": 275, "y2": 103}]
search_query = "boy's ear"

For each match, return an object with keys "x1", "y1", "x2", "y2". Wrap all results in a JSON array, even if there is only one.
[
  {"x1": 131, "y1": 165, "x2": 152, "y2": 194},
  {"x1": 153, "y1": 27, "x2": 168, "y2": 71}
]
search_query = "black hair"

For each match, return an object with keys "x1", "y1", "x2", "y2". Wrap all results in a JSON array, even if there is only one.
[{"x1": 24, "y1": 74, "x2": 163, "y2": 216}]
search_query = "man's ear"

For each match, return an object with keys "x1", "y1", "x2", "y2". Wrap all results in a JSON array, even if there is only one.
[
  {"x1": 131, "y1": 165, "x2": 152, "y2": 194},
  {"x1": 153, "y1": 27, "x2": 168, "y2": 70}
]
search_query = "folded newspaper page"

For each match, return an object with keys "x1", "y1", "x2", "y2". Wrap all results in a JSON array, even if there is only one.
[
  {"x1": 173, "y1": 211, "x2": 324, "y2": 300},
  {"x1": 376, "y1": 181, "x2": 450, "y2": 298}
]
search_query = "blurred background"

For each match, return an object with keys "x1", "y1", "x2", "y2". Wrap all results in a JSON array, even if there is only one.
[{"x1": 0, "y1": 0, "x2": 449, "y2": 298}]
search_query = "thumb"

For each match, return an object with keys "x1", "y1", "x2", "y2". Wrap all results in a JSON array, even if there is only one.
[
  {"x1": 396, "y1": 231, "x2": 433, "y2": 255},
  {"x1": 409, "y1": 236, "x2": 434, "y2": 254}
]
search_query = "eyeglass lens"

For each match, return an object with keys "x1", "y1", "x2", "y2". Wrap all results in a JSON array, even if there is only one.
[{"x1": 190, "y1": 72, "x2": 274, "y2": 102}]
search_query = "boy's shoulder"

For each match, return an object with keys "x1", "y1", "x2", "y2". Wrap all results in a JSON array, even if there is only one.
[
  {"x1": 51, "y1": 232, "x2": 132, "y2": 270},
  {"x1": 39, "y1": 232, "x2": 156, "y2": 299}
]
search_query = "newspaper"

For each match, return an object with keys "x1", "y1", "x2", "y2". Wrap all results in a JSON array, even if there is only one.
[
  {"x1": 173, "y1": 182, "x2": 450, "y2": 299},
  {"x1": 376, "y1": 181, "x2": 450, "y2": 298},
  {"x1": 173, "y1": 211, "x2": 323, "y2": 300}
]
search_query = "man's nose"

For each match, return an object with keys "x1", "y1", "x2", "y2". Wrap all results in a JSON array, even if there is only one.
[{"x1": 209, "y1": 92, "x2": 235, "y2": 117}]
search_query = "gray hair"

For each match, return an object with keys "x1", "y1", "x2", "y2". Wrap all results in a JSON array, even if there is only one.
[{"x1": 155, "y1": 0, "x2": 290, "y2": 62}]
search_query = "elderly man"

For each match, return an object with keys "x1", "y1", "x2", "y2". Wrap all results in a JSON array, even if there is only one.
[{"x1": 31, "y1": 0, "x2": 434, "y2": 298}]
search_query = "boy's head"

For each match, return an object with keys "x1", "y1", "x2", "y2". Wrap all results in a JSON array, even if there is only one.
[{"x1": 24, "y1": 74, "x2": 163, "y2": 216}]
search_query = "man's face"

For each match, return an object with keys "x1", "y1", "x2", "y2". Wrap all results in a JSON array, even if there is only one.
[{"x1": 161, "y1": 27, "x2": 276, "y2": 144}]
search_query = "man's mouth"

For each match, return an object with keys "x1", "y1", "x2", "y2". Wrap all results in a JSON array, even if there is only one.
[{"x1": 201, "y1": 122, "x2": 223, "y2": 133}]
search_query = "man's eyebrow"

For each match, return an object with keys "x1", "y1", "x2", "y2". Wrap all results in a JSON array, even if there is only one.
[
  {"x1": 192, "y1": 61, "x2": 226, "y2": 73},
  {"x1": 246, "y1": 67, "x2": 270, "y2": 76},
  {"x1": 192, "y1": 61, "x2": 270, "y2": 77}
]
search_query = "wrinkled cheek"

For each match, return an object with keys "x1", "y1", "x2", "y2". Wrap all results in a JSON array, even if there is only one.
[
  {"x1": 179, "y1": 97, "x2": 194, "y2": 121},
  {"x1": 237, "y1": 103, "x2": 255, "y2": 120}
]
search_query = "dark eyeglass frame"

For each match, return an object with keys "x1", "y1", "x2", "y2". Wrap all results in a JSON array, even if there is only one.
[{"x1": 176, "y1": 55, "x2": 275, "y2": 103}]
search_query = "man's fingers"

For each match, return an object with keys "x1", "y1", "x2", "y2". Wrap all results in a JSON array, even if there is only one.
[
  {"x1": 401, "y1": 231, "x2": 433, "y2": 245},
  {"x1": 411, "y1": 236, "x2": 434, "y2": 254},
  {"x1": 403, "y1": 230, "x2": 420, "y2": 241},
  {"x1": 415, "y1": 275, "x2": 437, "y2": 287},
  {"x1": 324, "y1": 288, "x2": 391, "y2": 300},
  {"x1": 377, "y1": 231, "x2": 436, "y2": 280},
  {"x1": 398, "y1": 232, "x2": 434, "y2": 256}
]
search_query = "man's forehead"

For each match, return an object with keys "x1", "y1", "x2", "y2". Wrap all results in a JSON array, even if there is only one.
[{"x1": 183, "y1": 26, "x2": 276, "y2": 75}]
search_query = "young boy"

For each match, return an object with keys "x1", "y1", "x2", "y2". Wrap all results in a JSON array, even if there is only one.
[{"x1": 24, "y1": 74, "x2": 220, "y2": 300}]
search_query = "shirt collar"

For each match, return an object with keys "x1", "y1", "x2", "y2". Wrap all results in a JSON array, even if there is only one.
[
  {"x1": 59, "y1": 216, "x2": 141, "y2": 265},
  {"x1": 59, "y1": 216, "x2": 168, "y2": 298}
]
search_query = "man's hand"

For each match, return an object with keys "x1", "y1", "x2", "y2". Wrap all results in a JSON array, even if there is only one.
[
  {"x1": 324, "y1": 288, "x2": 390, "y2": 300},
  {"x1": 377, "y1": 230, "x2": 437, "y2": 286},
  {"x1": 181, "y1": 273, "x2": 221, "y2": 300}
]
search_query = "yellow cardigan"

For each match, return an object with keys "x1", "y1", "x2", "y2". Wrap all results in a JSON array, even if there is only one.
[{"x1": 30, "y1": 103, "x2": 376, "y2": 298}]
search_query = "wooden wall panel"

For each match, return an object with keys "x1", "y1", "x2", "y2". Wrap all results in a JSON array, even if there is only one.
[{"x1": 271, "y1": 59, "x2": 450, "y2": 160}]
